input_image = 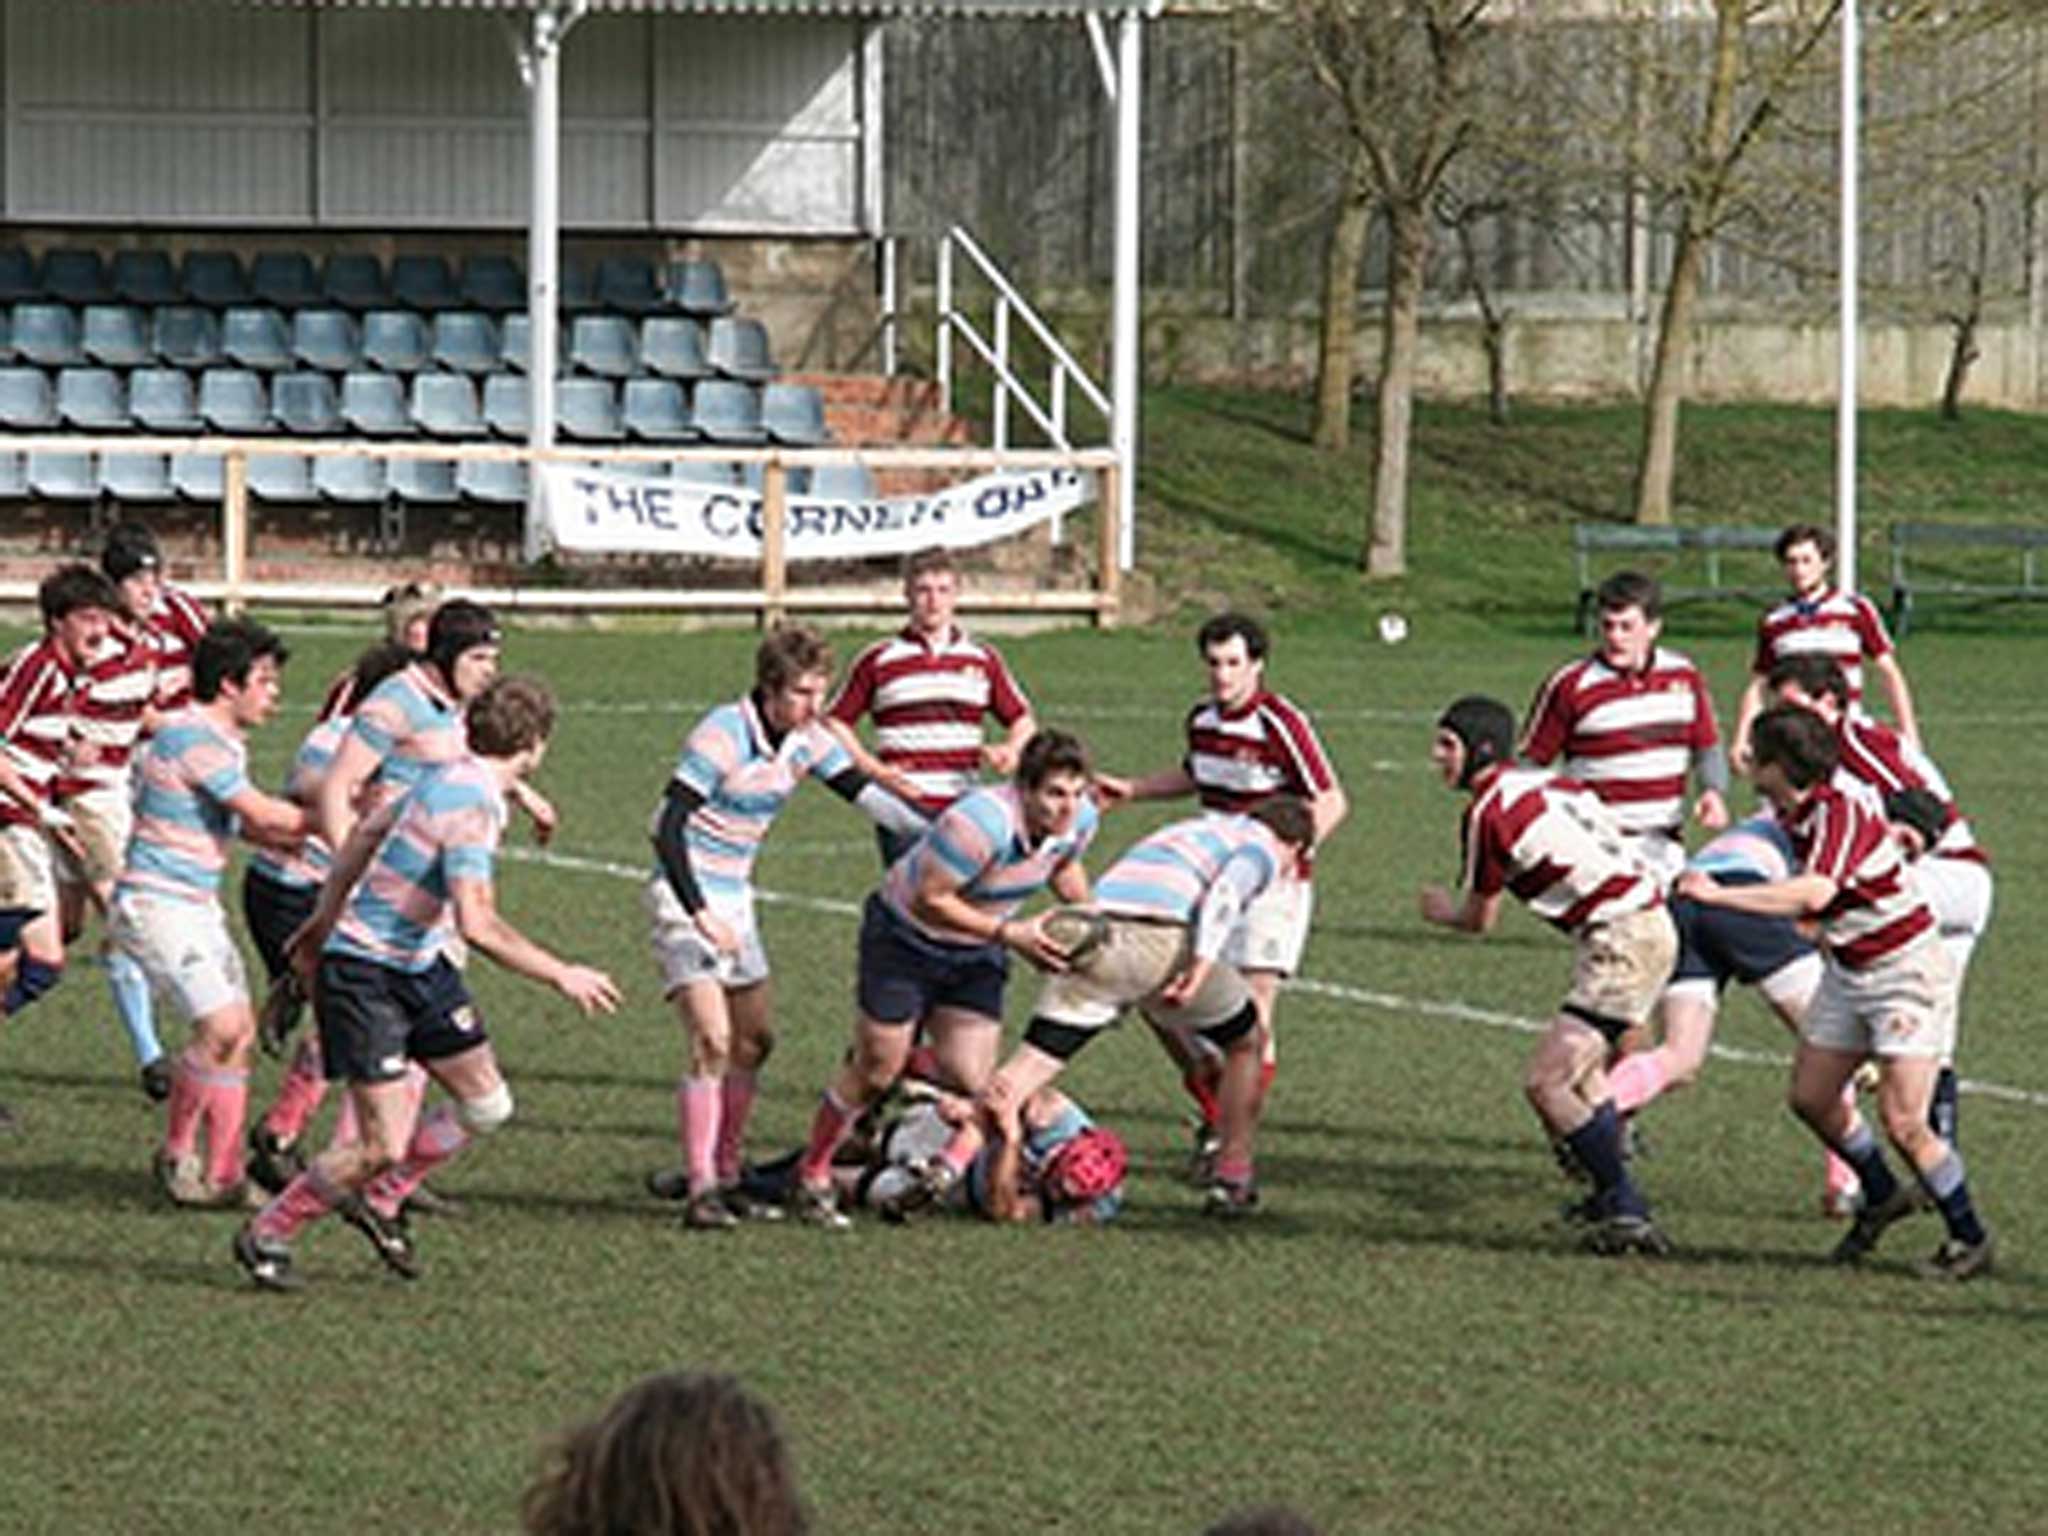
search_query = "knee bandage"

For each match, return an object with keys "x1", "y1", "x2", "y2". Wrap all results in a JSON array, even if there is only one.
[{"x1": 457, "y1": 1082, "x2": 515, "y2": 1134}]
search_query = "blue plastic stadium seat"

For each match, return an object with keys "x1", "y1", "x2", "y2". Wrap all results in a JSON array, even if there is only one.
[
  {"x1": 409, "y1": 373, "x2": 485, "y2": 438},
  {"x1": 597, "y1": 257, "x2": 665, "y2": 316},
  {"x1": 323, "y1": 253, "x2": 390, "y2": 312},
  {"x1": 41, "y1": 249, "x2": 114, "y2": 306},
  {"x1": 481, "y1": 374, "x2": 531, "y2": 439},
  {"x1": 271, "y1": 372, "x2": 343, "y2": 435},
  {"x1": 170, "y1": 453, "x2": 225, "y2": 501},
  {"x1": 556, "y1": 378, "x2": 623, "y2": 442},
  {"x1": 28, "y1": 451, "x2": 99, "y2": 501},
  {"x1": 314, "y1": 453, "x2": 389, "y2": 504},
  {"x1": 706, "y1": 316, "x2": 776, "y2": 382},
  {"x1": 391, "y1": 255, "x2": 461, "y2": 313},
  {"x1": 222, "y1": 307, "x2": 294, "y2": 372},
  {"x1": 460, "y1": 255, "x2": 526, "y2": 313},
  {"x1": 291, "y1": 309, "x2": 361, "y2": 373},
  {"x1": 0, "y1": 366, "x2": 59, "y2": 428},
  {"x1": 112, "y1": 250, "x2": 181, "y2": 307},
  {"x1": 81, "y1": 305, "x2": 152, "y2": 368},
  {"x1": 568, "y1": 315, "x2": 637, "y2": 378},
  {"x1": 55, "y1": 367, "x2": 130, "y2": 432},
  {"x1": 180, "y1": 250, "x2": 253, "y2": 309},
  {"x1": 690, "y1": 378, "x2": 766, "y2": 443},
  {"x1": 761, "y1": 382, "x2": 829, "y2": 446},
  {"x1": 559, "y1": 262, "x2": 598, "y2": 314},
  {"x1": 152, "y1": 307, "x2": 223, "y2": 369},
  {"x1": 0, "y1": 450, "x2": 27, "y2": 498},
  {"x1": 101, "y1": 451, "x2": 175, "y2": 503},
  {"x1": 807, "y1": 461, "x2": 880, "y2": 501},
  {"x1": 248, "y1": 452, "x2": 315, "y2": 502},
  {"x1": 499, "y1": 313, "x2": 560, "y2": 374},
  {"x1": 622, "y1": 378, "x2": 695, "y2": 442},
  {"x1": 0, "y1": 247, "x2": 39, "y2": 305},
  {"x1": 250, "y1": 252, "x2": 323, "y2": 311},
  {"x1": 339, "y1": 371, "x2": 414, "y2": 437},
  {"x1": 388, "y1": 456, "x2": 458, "y2": 504},
  {"x1": 431, "y1": 312, "x2": 499, "y2": 376},
  {"x1": 197, "y1": 369, "x2": 277, "y2": 434},
  {"x1": 128, "y1": 368, "x2": 203, "y2": 433},
  {"x1": 12, "y1": 304, "x2": 84, "y2": 367},
  {"x1": 457, "y1": 457, "x2": 528, "y2": 504},
  {"x1": 667, "y1": 259, "x2": 735, "y2": 318},
  {"x1": 362, "y1": 310, "x2": 430, "y2": 374},
  {"x1": 640, "y1": 317, "x2": 709, "y2": 380}
]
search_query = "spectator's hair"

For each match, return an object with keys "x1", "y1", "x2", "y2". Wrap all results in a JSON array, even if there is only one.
[
  {"x1": 1196, "y1": 611, "x2": 1268, "y2": 662},
  {"x1": 39, "y1": 563, "x2": 121, "y2": 626},
  {"x1": 1595, "y1": 570, "x2": 1662, "y2": 621},
  {"x1": 521, "y1": 1371, "x2": 809, "y2": 1536},
  {"x1": 1775, "y1": 522, "x2": 1834, "y2": 562},
  {"x1": 194, "y1": 618, "x2": 289, "y2": 703},
  {"x1": 901, "y1": 547, "x2": 958, "y2": 585},
  {"x1": 426, "y1": 599, "x2": 502, "y2": 684},
  {"x1": 1750, "y1": 704, "x2": 1840, "y2": 790},
  {"x1": 1203, "y1": 1508, "x2": 1324, "y2": 1536},
  {"x1": 1765, "y1": 654, "x2": 1851, "y2": 709},
  {"x1": 466, "y1": 675, "x2": 557, "y2": 760},
  {"x1": 1248, "y1": 794, "x2": 1315, "y2": 850},
  {"x1": 1017, "y1": 728, "x2": 1090, "y2": 788},
  {"x1": 100, "y1": 523, "x2": 163, "y2": 584},
  {"x1": 754, "y1": 624, "x2": 833, "y2": 694},
  {"x1": 381, "y1": 579, "x2": 443, "y2": 650},
  {"x1": 338, "y1": 642, "x2": 416, "y2": 717}
]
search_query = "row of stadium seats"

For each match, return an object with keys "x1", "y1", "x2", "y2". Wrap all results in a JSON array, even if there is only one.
[
  {"x1": 0, "y1": 449, "x2": 879, "y2": 507},
  {"x1": 0, "y1": 247, "x2": 734, "y2": 318},
  {"x1": 0, "y1": 366, "x2": 828, "y2": 445},
  {"x1": 0, "y1": 305, "x2": 776, "y2": 382}
]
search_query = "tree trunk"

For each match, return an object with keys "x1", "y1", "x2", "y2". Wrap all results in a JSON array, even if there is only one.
[
  {"x1": 1632, "y1": 222, "x2": 1705, "y2": 526},
  {"x1": 1364, "y1": 199, "x2": 1428, "y2": 578},
  {"x1": 1313, "y1": 178, "x2": 1373, "y2": 452},
  {"x1": 1940, "y1": 318, "x2": 1978, "y2": 421}
]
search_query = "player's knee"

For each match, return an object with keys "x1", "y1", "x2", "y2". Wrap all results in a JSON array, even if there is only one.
[
  {"x1": 456, "y1": 1082, "x2": 515, "y2": 1136},
  {"x1": 4, "y1": 957, "x2": 64, "y2": 1014},
  {"x1": 1877, "y1": 1095, "x2": 1931, "y2": 1155},
  {"x1": 1197, "y1": 1000, "x2": 1259, "y2": 1053}
]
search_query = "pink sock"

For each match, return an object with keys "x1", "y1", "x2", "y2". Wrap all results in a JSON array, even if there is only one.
[
  {"x1": 363, "y1": 1103, "x2": 471, "y2": 1219},
  {"x1": 263, "y1": 1037, "x2": 329, "y2": 1143},
  {"x1": 1825, "y1": 1084, "x2": 1861, "y2": 1196},
  {"x1": 937, "y1": 1123, "x2": 978, "y2": 1179},
  {"x1": 252, "y1": 1163, "x2": 345, "y2": 1242},
  {"x1": 716, "y1": 1071, "x2": 758, "y2": 1185},
  {"x1": 796, "y1": 1089, "x2": 860, "y2": 1188},
  {"x1": 678, "y1": 1076, "x2": 721, "y2": 1196},
  {"x1": 1608, "y1": 1051, "x2": 1672, "y2": 1115},
  {"x1": 162, "y1": 1048, "x2": 209, "y2": 1159},
  {"x1": 1214, "y1": 1155, "x2": 1254, "y2": 1186},
  {"x1": 201, "y1": 1065, "x2": 251, "y2": 1187}
]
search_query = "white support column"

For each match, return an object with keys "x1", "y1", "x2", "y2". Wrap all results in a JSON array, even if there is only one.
[
  {"x1": 1836, "y1": 0, "x2": 1860, "y2": 593},
  {"x1": 523, "y1": 6, "x2": 568, "y2": 562},
  {"x1": 1110, "y1": 12, "x2": 1143, "y2": 572}
]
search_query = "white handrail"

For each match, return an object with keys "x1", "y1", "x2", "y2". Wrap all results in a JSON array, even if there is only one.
[{"x1": 945, "y1": 224, "x2": 1113, "y2": 419}]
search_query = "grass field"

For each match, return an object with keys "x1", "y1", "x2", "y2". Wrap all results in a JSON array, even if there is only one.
[{"x1": 4, "y1": 395, "x2": 2046, "y2": 1534}]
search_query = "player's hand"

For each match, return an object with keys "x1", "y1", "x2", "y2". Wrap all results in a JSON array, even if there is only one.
[
  {"x1": 1090, "y1": 773, "x2": 1134, "y2": 808},
  {"x1": 1418, "y1": 885, "x2": 1459, "y2": 926},
  {"x1": 693, "y1": 910, "x2": 742, "y2": 956},
  {"x1": 61, "y1": 738, "x2": 101, "y2": 770},
  {"x1": 980, "y1": 740, "x2": 1021, "y2": 777},
  {"x1": 518, "y1": 784, "x2": 559, "y2": 846},
  {"x1": 1729, "y1": 738, "x2": 1754, "y2": 776},
  {"x1": 556, "y1": 964, "x2": 621, "y2": 1016},
  {"x1": 1158, "y1": 957, "x2": 1211, "y2": 1010},
  {"x1": 1000, "y1": 913, "x2": 1070, "y2": 973},
  {"x1": 1672, "y1": 869, "x2": 1717, "y2": 904},
  {"x1": 1693, "y1": 788, "x2": 1730, "y2": 831}
]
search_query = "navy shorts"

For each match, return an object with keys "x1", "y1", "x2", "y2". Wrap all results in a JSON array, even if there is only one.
[
  {"x1": 241, "y1": 865, "x2": 318, "y2": 982},
  {"x1": 314, "y1": 952, "x2": 489, "y2": 1084},
  {"x1": 856, "y1": 892, "x2": 1008, "y2": 1026},
  {"x1": 1670, "y1": 873, "x2": 1814, "y2": 991}
]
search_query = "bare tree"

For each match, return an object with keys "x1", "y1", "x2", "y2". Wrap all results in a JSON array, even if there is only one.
[
  {"x1": 1937, "y1": 190, "x2": 1990, "y2": 421},
  {"x1": 1439, "y1": 192, "x2": 1513, "y2": 424}
]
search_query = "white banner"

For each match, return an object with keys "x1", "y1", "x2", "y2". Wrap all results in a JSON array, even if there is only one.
[{"x1": 539, "y1": 462, "x2": 1093, "y2": 562}]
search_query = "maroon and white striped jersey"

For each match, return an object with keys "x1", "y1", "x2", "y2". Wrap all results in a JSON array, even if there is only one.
[
  {"x1": 826, "y1": 625, "x2": 1032, "y2": 815},
  {"x1": 148, "y1": 584, "x2": 210, "y2": 712},
  {"x1": 1832, "y1": 714, "x2": 1985, "y2": 865},
  {"x1": 1519, "y1": 648, "x2": 1719, "y2": 838},
  {"x1": 1751, "y1": 588, "x2": 1893, "y2": 707},
  {"x1": 0, "y1": 636, "x2": 87, "y2": 828},
  {"x1": 1460, "y1": 764, "x2": 1662, "y2": 935},
  {"x1": 1786, "y1": 782, "x2": 1936, "y2": 969},
  {"x1": 56, "y1": 619, "x2": 161, "y2": 798},
  {"x1": 1184, "y1": 688, "x2": 1339, "y2": 876}
]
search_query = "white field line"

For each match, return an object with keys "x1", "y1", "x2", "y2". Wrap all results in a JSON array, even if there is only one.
[{"x1": 505, "y1": 844, "x2": 2048, "y2": 1112}]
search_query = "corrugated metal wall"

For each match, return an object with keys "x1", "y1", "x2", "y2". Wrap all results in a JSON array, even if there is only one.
[{"x1": 0, "y1": 0, "x2": 866, "y2": 233}]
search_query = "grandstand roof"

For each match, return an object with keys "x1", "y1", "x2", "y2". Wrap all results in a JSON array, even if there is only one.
[{"x1": 227, "y1": 1, "x2": 1162, "y2": 15}]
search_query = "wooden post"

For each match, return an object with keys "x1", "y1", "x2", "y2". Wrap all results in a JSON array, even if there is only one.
[
  {"x1": 222, "y1": 448, "x2": 250, "y2": 616},
  {"x1": 1095, "y1": 462, "x2": 1121, "y2": 630},
  {"x1": 760, "y1": 461, "x2": 788, "y2": 629}
]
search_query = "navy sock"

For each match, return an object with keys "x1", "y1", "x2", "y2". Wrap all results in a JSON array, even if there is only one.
[
  {"x1": 1920, "y1": 1149, "x2": 1987, "y2": 1246},
  {"x1": 1929, "y1": 1066, "x2": 1960, "y2": 1146},
  {"x1": 1563, "y1": 1102, "x2": 1645, "y2": 1218},
  {"x1": 1831, "y1": 1121, "x2": 1900, "y2": 1209}
]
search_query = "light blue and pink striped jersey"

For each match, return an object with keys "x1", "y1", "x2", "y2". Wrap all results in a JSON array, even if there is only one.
[
  {"x1": 652, "y1": 695, "x2": 853, "y2": 914},
  {"x1": 346, "y1": 662, "x2": 466, "y2": 803},
  {"x1": 328, "y1": 756, "x2": 507, "y2": 973},
  {"x1": 1686, "y1": 815, "x2": 1797, "y2": 883},
  {"x1": 115, "y1": 708, "x2": 252, "y2": 905},
  {"x1": 249, "y1": 715, "x2": 347, "y2": 891},
  {"x1": 1094, "y1": 813, "x2": 1285, "y2": 927},
  {"x1": 880, "y1": 783, "x2": 1099, "y2": 945}
]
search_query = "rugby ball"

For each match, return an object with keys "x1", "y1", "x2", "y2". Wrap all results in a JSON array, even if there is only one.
[
  {"x1": 1041, "y1": 907, "x2": 1110, "y2": 965},
  {"x1": 1377, "y1": 611, "x2": 1410, "y2": 645}
]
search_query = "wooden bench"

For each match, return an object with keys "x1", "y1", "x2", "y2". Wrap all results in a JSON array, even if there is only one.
[
  {"x1": 1888, "y1": 522, "x2": 2048, "y2": 636},
  {"x1": 1571, "y1": 523, "x2": 1779, "y2": 634}
]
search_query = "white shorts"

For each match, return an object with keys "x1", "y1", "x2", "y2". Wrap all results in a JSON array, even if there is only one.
[
  {"x1": 643, "y1": 873, "x2": 768, "y2": 994},
  {"x1": 59, "y1": 783, "x2": 134, "y2": 889},
  {"x1": 111, "y1": 888, "x2": 250, "y2": 1021},
  {"x1": 1033, "y1": 916, "x2": 1253, "y2": 1034},
  {"x1": 1916, "y1": 856, "x2": 1993, "y2": 977},
  {"x1": 1626, "y1": 832, "x2": 1686, "y2": 892},
  {"x1": 0, "y1": 821, "x2": 59, "y2": 913},
  {"x1": 1219, "y1": 876, "x2": 1312, "y2": 976},
  {"x1": 1802, "y1": 941, "x2": 1957, "y2": 1061}
]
